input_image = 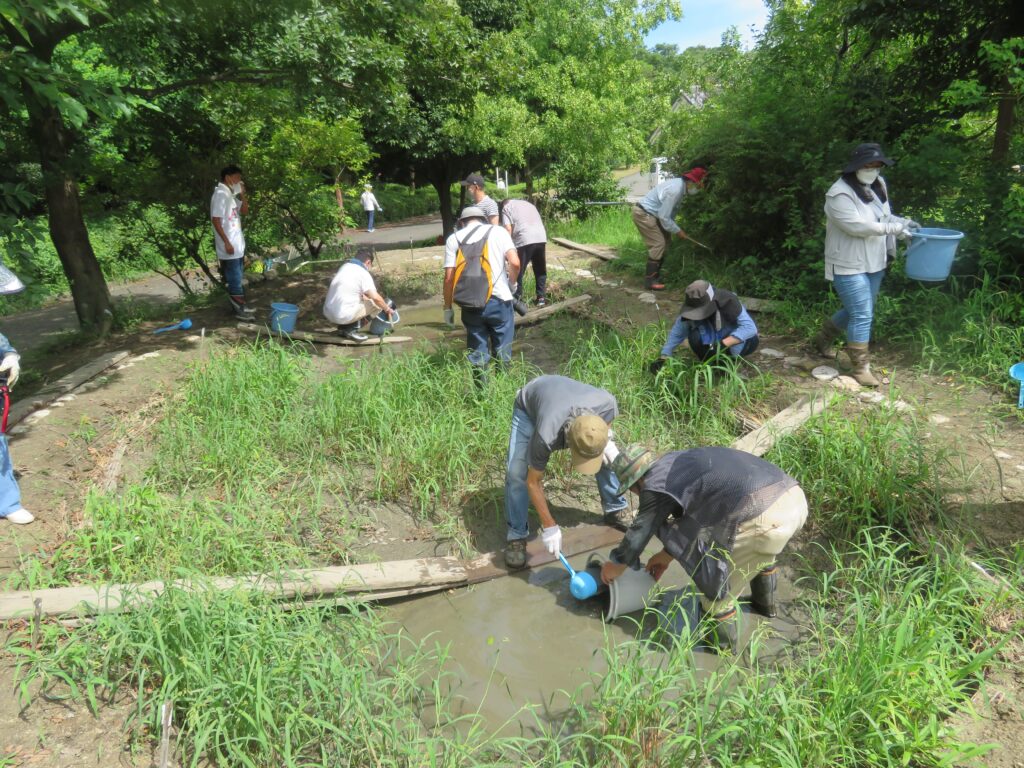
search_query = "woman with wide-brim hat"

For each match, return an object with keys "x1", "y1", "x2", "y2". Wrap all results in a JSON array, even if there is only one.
[{"x1": 811, "y1": 143, "x2": 919, "y2": 386}]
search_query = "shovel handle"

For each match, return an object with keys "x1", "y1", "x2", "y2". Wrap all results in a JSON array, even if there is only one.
[{"x1": 557, "y1": 553, "x2": 576, "y2": 576}]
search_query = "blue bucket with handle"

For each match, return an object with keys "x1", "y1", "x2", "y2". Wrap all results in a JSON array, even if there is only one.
[
  {"x1": 268, "y1": 302, "x2": 299, "y2": 334},
  {"x1": 904, "y1": 228, "x2": 964, "y2": 281},
  {"x1": 1010, "y1": 363, "x2": 1024, "y2": 409},
  {"x1": 367, "y1": 300, "x2": 399, "y2": 336}
]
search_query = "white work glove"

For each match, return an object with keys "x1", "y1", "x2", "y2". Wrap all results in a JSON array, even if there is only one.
[
  {"x1": 443, "y1": 307, "x2": 455, "y2": 327},
  {"x1": 0, "y1": 353, "x2": 20, "y2": 387},
  {"x1": 541, "y1": 525, "x2": 562, "y2": 556},
  {"x1": 603, "y1": 438, "x2": 620, "y2": 465}
]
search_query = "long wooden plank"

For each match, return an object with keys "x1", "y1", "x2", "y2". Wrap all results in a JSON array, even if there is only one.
[
  {"x1": 730, "y1": 392, "x2": 836, "y2": 457},
  {"x1": 237, "y1": 323, "x2": 412, "y2": 346},
  {"x1": 515, "y1": 293, "x2": 591, "y2": 326},
  {"x1": 0, "y1": 558, "x2": 467, "y2": 620},
  {"x1": 8, "y1": 350, "x2": 131, "y2": 428},
  {"x1": 549, "y1": 237, "x2": 618, "y2": 261},
  {"x1": 465, "y1": 523, "x2": 623, "y2": 584}
]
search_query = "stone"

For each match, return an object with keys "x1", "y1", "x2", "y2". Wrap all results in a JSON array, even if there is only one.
[
  {"x1": 758, "y1": 348, "x2": 785, "y2": 359},
  {"x1": 811, "y1": 365, "x2": 839, "y2": 381},
  {"x1": 857, "y1": 390, "x2": 884, "y2": 403},
  {"x1": 928, "y1": 414, "x2": 951, "y2": 425},
  {"x1": 994, "y1": 450, "x2": 1013, "y2": 460},
  {"x1": 832, "y1": 375, "x2": 861, "y2": 392},
  {"x1": 574, "y1": 269, "x2": 594, "y2": 278},
  {"x1": 636, "y1": 292, "x2": 658, "y2": 304}
]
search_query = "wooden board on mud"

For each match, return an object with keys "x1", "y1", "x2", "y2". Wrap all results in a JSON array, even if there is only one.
[
  {"x1": 237, "y1": 322, "x2": 412, "y2": 346},
  {"x1": 515, "y1": 293, "x2": 591, "y2": 326},
  {"x1": 730, "y1": 392, "x2": 837, "y2": 457},
  {"x1": 465, "y1": 523, "x2": 623, "y2": 584},
  {"x1": 549, "y1": 237, "x2": 617, "y2": 261}
]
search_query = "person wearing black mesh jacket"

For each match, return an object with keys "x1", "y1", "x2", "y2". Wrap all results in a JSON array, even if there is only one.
[{"x1": 599, "y1": 445, "x2": 807, "y2": 653}]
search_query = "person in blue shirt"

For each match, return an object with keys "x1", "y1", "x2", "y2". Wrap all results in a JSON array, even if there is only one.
[
  {"x1": 648, "y1": 279, "x2": 759, "y2": 374},
  {"x1": 631, "y1": 166, "x2": 706, "y2": 290},
  {"x1": 0, "y1": 263, "x2": 34, "y2": 524}
]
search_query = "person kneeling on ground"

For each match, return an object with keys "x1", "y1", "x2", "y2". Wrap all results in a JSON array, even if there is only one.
[
  {"x1": 648, "y1": 279, "x2": 759, "y2": 374},
  {"x1": 322, "y1": 247, "x2": 395, "y2": 342},
  {"x1": 600, "y1": 445, "x2": 807, "y2": 654},
  {"x1": 504, "y1": 375, "x2": 632, "y2": 569}
]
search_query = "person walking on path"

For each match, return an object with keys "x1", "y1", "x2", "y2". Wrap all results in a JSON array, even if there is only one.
[
  {"x1": 460, "y1": 173, "x2": 499, "y2": 224},
  {"x1": 210, "y1": 165, "x2": 253, "y2": 319},
  {"x1": 442, "y1": 207, "x2": 519, "y2": 384},
  {"x1": 0, "y1": 264, "x2": 34, "y2": 525},
  {"x1": 504, "y1": 375, "x2": 632, "y2": 569},
  {"x1": 322, "y1": 247, "x2": 395, "y2": 342},
  {"x1": 648, "y1": 279, "x2": 759, "y2": 374},
  {"x1": 811, "y1": 143, "x2": 919, "y2": 386},
  {"x1": 631, "y1": 166, "x2": 707, "y2": 290},
  {"x1": 600, "y1": 445, "x2": 807, "y2": 653},
  {"x1": 499, "y1": 198, "x2": 549, "y2": 307},
  {"x1": 360, "y1": 184, "x2": 383, "y2": 232}
]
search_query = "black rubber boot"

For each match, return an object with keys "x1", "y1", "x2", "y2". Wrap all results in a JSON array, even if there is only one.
[
  {"x1": 750, "y1": 565, "x2": 778, "y2": 618},
  {"x1": 707, "y1": 607, "x2": 739, "y2": 654},
  {"x1": 644, "y1": 259, "x2": 666, "y2": 291},
  {"x1": 535, "y1": 274, "x2": 547, "y2": 306},
  {"x1": 504, "y1": 539, "x2": 527, "y2": 569}
]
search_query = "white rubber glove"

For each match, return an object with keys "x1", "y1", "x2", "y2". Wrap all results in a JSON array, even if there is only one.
[
  {"x1": 443, "y1": 307, "x2": 455, "y2": 327},
  {"x1": 880, "y1": 214, "x2": 908, "y2": 236},
  {"x1": 541, "y1": 525, "x2": 562, "y2": 556},
  {"x1": 904, "y1": 219, "x2": 921, "y2": 231},
  {"x1": 603, "y1": 438, "x2": 620, "y2": 465},
  {"x1": 0, "y1": 353, "x2": 20, "y2": 387}
]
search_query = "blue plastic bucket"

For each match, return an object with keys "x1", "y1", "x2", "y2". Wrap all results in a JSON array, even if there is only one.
[
  {"x1": 904, "y1": 228, "x2": 964, "y2": 281},
  {"x1": 268, "y1": 302, "x2": 299, "y2": 334},
  {"x1": 1010, "y1": 363, "x2": 1024, "y2": 409},
  {"x1": 367, "y1": 306, "x2": 400, "y2": 336}
]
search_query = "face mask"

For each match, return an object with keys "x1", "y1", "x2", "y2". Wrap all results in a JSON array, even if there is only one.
[
  {"x1": 231, "y1": 182, "x2": 243, "y2": 195},
  {"x1": 856, "y1": 168, "x2": 880, "y2": 185}
]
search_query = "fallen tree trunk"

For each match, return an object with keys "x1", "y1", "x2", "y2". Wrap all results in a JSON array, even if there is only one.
[{"x1": 549, "y1": 237, "x2": 617, "y2": 261}]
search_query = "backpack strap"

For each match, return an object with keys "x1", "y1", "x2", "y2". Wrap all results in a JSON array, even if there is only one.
[{"x1": 456, "y1": 225, "x2": 505, "y2": 288}]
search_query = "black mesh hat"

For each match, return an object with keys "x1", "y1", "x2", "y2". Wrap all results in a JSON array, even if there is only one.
[
  {"x1": 843, "y1": 143, "x2": 894, "y2": 173},
  {"x1": 679, "y1": 280, "x2": 717, "y2": 321}
]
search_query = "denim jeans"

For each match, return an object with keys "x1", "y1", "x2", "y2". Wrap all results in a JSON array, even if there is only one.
[
  {"x1": 461, "y1": 297, "x2": 514, "y2": 368},
  {"x1": 220, "y1": 257, "x2": 244, "y2": 297},
  {"x1": 0, "y1": 436, "x2": 22, "y2": 517},
  {"x1": 831, "y1": 270, "x2": 884, "y2": 344},
  {"x1": 504, "y1": 406, "x2": 629, "y2": 541},
  {"x1": 366, "y1": 210, "x2": 375, "y2": 230},
  {"x1": 661, "y1": 317, "x2": 759, "y2": 359}
]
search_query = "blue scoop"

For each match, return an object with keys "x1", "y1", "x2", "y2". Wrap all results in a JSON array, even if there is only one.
[
  {"x1": 557, "y1": 553, "x2": 599, "y2": 600},
  {"x1": 153, "y1": 318, "x2": 193, "y2": 334}
]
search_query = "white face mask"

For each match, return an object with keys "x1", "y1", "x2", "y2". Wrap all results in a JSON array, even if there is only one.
[
  {"x1": 230, "y1": 181, "x2": 243, "y2": 195},
  {"x1": 856, "y1": 168, "x2": 880, "y2": 185}
]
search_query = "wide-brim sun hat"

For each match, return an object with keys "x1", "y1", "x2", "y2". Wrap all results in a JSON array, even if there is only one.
[
  {"x1": 458, "y1": 206, "x2": 487, "y2": 222},
  {"x1": 843, "y1": 143, "x2": 894, "y2": 173},
  {"x1": 679, "y1": 279, "x2": 717, "y2": 321}
]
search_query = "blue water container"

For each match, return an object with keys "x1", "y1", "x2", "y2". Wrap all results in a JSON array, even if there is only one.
[
  {"x1": 904, "y1": 228, "x2": 965, "y2": 281},
  {"x1": 268, "y1": 302, "x2": 299, "y2": 334}
]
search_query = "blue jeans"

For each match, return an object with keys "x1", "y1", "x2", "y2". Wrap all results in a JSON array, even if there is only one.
[
  {"x1": 366, "y1": 210, "x2": 375, "y2": 230},
  {"x1": 0, "y1": 436, "x2": 22, "y2": 517},
  {"x1": 461, "y1": 297, "x2": 514, "y2": 368},
  {"x1": 504, "y1": 406, "x2": 628, "y2": 541},
  {"x1": 660, "y1": 318, "x2": 759, "y2": 359},
  {"x1": 220, "y1": 257, "x2": 244, "y2": 297},
  {"x1": 831, "y1": 270, "x2": 884, "y2": 344}
]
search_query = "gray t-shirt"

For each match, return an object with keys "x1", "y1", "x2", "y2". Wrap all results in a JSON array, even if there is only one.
[
  {"x1": 477, "y1": 195, "x2": 499, "y2": 221},
  {"x1": 500, "y1": 199, "x2": 546, "y2": 248},
  {"x1": 514, "y1": 375, "x2": 618, "y2": 471}
]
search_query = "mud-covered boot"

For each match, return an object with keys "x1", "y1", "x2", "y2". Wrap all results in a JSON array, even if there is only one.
[
  {"x1": 644, "y1": 259, "x2": 666, "y2": 291},
  {"x1": 749, "y1": 565, "x2": 778, "y2": 618},
  {"x1": 504, "y1": 539, "x2": 527, "y2": 569},
  {"x1": 706, "y1": 607, "x2": 739, "y2": 654},
  {"x1": 230, "y1": 295, "x2": 255, "y2": 320},
  {"x1": 846, "y1": 341, "x2": 880, "y2": 387},
  {"x1": 811, "y1": 318, "x2": 842, "y2": 359}
]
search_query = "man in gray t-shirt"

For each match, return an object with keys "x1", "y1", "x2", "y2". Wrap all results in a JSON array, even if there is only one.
[
  {"x1": 460, "y1": 173, "x2": 499, "y2": 224},
  {"x1": 500, "y1": 199, "x2": 549, "y2": 306},
  {"x1": 503, "y1": 375, "x2": 631, "y2": 569}
]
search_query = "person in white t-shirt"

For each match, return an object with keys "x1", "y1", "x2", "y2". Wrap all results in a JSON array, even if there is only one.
[
  {"x1": 323, "y1": 247, "x2": 394, "y2": 342},
  {"x1": 210, "y1": 164, "x2": 252, "y2": 317},
  {"x1": 360, "y1": 184, "x2": 383, "y2": 232},
  {"x1": 442, "y1": 206, "x2": 519, "y2": 384}
]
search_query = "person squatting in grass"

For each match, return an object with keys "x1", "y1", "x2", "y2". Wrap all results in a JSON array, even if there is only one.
[
  {"x1": 442, "y1": 206, "x2": 520, "y2": 386},
  {"x1": 601, "y1": 445, "x2": 807, "y2": 653},
  {"x1": 210, "y1": 164, "x2": 253, "y2": 319},
  {"x1": 499, "y1": 198, "x2": 549, "y2": 308},
  {"x1": 0, "y1": 263, "x2": 33, "y2": 525},
  {"x1": 322, "y1": 246, "x2": 395, "y2": 342},
  {"x1": 631, "y1": 166, "x2": 707, "y2": 291},
  {"x1": 648, "y1": 279, "x2": 759, "y2": 374},
  {"x1": 504, "y1": 375, "x2": 633, "y2": 569},
  {"x1": 811, "y1": 142, "x2": 919, "y2": 387}
]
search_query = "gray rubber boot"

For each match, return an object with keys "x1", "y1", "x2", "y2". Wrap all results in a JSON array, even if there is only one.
[
  {"x1": 707, "y1": 607, "x2": 739, "y2": 654},
  {"x1": 811, "y1": 318, "x2": 842, "y2": 359},
  {"x1": 750, "y1": 565, "x2": 778, "y2": 618},
  {"x1": 846, "y1": 341, "x2": 880, "y2": 386}
]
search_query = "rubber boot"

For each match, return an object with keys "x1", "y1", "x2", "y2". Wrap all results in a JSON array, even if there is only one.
[
  {"x1": 230, "y1": 295, "x2": 254, "y2": 320},
  {"x1": 749, "y1": 565, "x2": 778, "y2": 618},
  {"x1": 644, "y1": 260, "x2": 666, "y2": 291},
  {"x1": 706, "y1": 607, "x2": 739, "y2": 654},
  {"x1": 846, "y1": 341, "x2": 880, "y2": 387},
  {"x1": 811, "y1": 318, "x2": 842, "y2": 359}
]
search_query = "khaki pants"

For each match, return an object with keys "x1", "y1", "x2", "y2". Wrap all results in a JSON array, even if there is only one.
[
  {"x1": 632, "y1": 205, "x2": 672, "y2": 263},
  {"x1": 338, "y1": 299, "x2": 378, "y2": 326},
  {"x1": 702, "y1": 485, "x2": 809, "y2": 615}
]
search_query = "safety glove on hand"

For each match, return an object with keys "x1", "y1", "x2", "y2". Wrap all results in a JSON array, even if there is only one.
[
  {"x1": 541, "y1": 525, "x2": 562, "y2": 556},
  {"x1": 0, "y1": 353, "x2": 20, "y2": 387}
]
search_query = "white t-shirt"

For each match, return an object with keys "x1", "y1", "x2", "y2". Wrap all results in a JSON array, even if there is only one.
[
  {"x1": 360, "y1": 191, "x2": 381, "y2": 211},
  {"x1": 323, "y1": 261, "x2": 378, "y2": 324},
  {"x1": 210, "y1": 182, "x2": 244, "y2": 260},
  {"x1": 443, "y1": 222, "x2": 516, "y2": 302}
]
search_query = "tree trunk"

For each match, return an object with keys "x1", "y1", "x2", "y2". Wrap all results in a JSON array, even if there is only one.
[
  {"x1": 334, "y1": 172, "x2": 347, "y2": 234},
  {"x1": 992, "y1": 74, "x2": 1016, "y2": 164},
  {"x1": 432, "y1": 175, "x2": 457, "y2": 236},
  {"x1": 29, "y1": 103, "x2": 114, "y2": 335}
]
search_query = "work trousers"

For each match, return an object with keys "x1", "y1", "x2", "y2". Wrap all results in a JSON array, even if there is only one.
[
  {"x1": 514, "y1": 242, "x2": 547, "y2": 299},
  {"x1": 661, "y1": 318, "x2": 760, "y2": 360},
  {"x1": 461, "y1": 297, "x2": 514, "y2": 368},
  {"x1": 830, "y1": 270, "x2": 885, "y2": 344},
  {"x1": 701, "y1": 485, "x2": 808, "y2": 615},
  {"x1": 631, "y1": 205, "x2": 672, "y2": 263}
]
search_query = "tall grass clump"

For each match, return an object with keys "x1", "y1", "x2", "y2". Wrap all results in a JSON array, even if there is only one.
[
  {"x1": 768, "y1": 400, "x2": 945, "y2": 538},
  {"x1": 10, "y1": 588, "x2": 501, "y2": 768}
]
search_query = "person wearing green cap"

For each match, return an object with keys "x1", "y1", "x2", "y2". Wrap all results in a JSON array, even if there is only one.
[{"x1": 600, "y1": 445, "x2": 807, "y2": 653}]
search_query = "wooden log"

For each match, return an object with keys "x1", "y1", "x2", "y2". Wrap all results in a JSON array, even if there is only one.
[
  {"x1": 237, "y1": 323, "x2": 412, "y2": 346},
  {"x1": 729, "y1": 392, "x2": 837, "y2": 457},
  {"x1": 0, "y1": 558, "x2": 467, "y2": 620},
  {"x1": 8, "y1": 350, "x2": 131, "y2": 428},
  {"x1": 465, "y1": 523, "x2": 623, "y2": 584},
  {"x1": 549, "y1": 237, "x2": 618, "y2": 261},
  {"x1": 515, "y1": 293, "x2": 591, "y2": 326}
]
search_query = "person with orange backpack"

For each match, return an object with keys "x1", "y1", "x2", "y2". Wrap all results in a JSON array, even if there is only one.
[{"x1": 442, "y1": 206, "x2": 520, "y2": 385}]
